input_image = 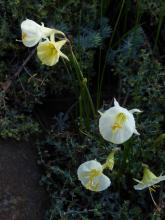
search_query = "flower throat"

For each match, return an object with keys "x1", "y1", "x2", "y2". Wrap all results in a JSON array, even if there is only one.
[{"x1": 112, "y1": 112, "x2": 127, "y2": 132}]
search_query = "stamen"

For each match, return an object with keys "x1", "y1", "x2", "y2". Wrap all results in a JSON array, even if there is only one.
[
  {"x1": 150, "y1": 186, "x2": 156, "y2": 192},
  {"x1": 112, "y1": 112, "x2": 127, "y2": 133},
  {"x1": 153, "y1": 184, "x2": 160, "y2": 188},
  {"x1": 88, "y1": 169, "x2": 102, "y2": 179},
  {"x1": 84, "y1": 169, "x2": 101, "y2": 191}
]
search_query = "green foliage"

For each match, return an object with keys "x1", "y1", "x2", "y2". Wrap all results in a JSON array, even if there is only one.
[
  {"x1": 107, "y1": 27, "x2": 146, "y2": 64},
  {"x1": 108, "y1": 26, "x2": 165, "y2": 170},
  {"x1": 139, "y1": 0, "x2": 163, "y2": 23},
  {"x1": 74, "y1": 17, "x2": 112, "y2": 50},
  {"x1": 0, "y1": 110, "x2": 40, "y2": 140},
  {"x1": 36, "y1": 7, "x2": 164, "y2": 220},
  {"x1": 0, "y1": 0, "x2": 108, "y2": 139},
  {"x1": 37, "y1": 118, "x2": 164, "y2": 219},
  {"x1": 0, "y1": 0, "x2": 165, "y2": 220}
]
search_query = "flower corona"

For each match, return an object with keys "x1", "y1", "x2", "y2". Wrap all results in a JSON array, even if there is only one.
[
  {"x1": 134, "y1": 164, "x2": 165, "y2": 190},
  {"x1": 99, "y1": 98, "x2": 142, "y2": 144},
  {"x1": 77, "y1": 160, "x2": 111, "y2": 192},
  {"x1": 37, "y1": 39, "x2": 68, "y2": 66}
]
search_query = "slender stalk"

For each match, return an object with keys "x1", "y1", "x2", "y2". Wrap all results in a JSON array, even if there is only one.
[
  {"x1": 153, "y1": 1, "x2": 165, "y2": 52},
  {"x1": 97, "y1": 0, "x2": 126, "y2": 107},
  {"x1": 149, "y1": 188, "x2": 161, "y2": 212},
  {"x1": 69, "y1": 47, "x2": 96, "y2": 118},
  {"x1": 96, "y1": 0, "x2": 104, "y2": 109},
  {"x1": 135, "y1": 0, "x2": 142, "y2": 25},
  {"x1": 79, "y1": 95, "x2": 83, "y2": 128},
  {"x1": 154, "y1": 20, "x2": 163, "y2": 53}
]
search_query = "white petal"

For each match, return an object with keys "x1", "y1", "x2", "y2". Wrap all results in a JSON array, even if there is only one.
[
  {"x1": 60, "y1": 51, "x2": 69, "y2": 61},
  {"x1": 40, "y1": 22, "x2": 65, "y2": 37},
  {"x1": 22, "y1": 33, "x2": 41, "y2": 47},
  {"x1": 99, "y1": 107, "x2": 135, "y2": 144},
  {"x1": 134, "y1": 175, "x2": 165, "y2": 190},
  {"x1": 114, "y1": 112, "x2": 135, "y2": 143},
  {"x1": 129, "y1": 109, "x2": 142, "y2": 114},
  {"x1": 111, "y1": 129, "x2": 133, "y2": 144},
  {"x1": 92, "y1": 174, "x2": 111, "y2": 191},
  {"x1": 21, "y1": 19, "x2": 41, "y2": 29},
  {"x1": 77, "y1": 160, "x2": 102, "y2": 180},
  {"x1": 55, "y1": 39, "x2": 67, "y2": 50},
  {"x1": 99, "y1": 111, "x2": 116, "y2": 142},
  {"x1": 158, "y1": 175, "x2": 165, "y2": 182},
  {"x1": 133, "y1": 183, "x2": 146, "y2": 190},
  {"x1": 21, "y1": 19, "x2": 54, "y2": 47},
  {"x1": 134, "y1": 129, "x2": 140, "y2": 135},
  {"x1": 53, "y1": 29, "x2": 65, "y2": 36},
  {"x1": 21, "y1": 19, "x2": 42, "y2": 47},
  {"x1": 98, "y1": 110, "x2": 104, "y2": 116},
  {"x1": 114, "y1": 98, "x2": 120, "y2": 107},
  {"x1": 40, "y1": 25, "x2": 54, "y2": 37}
]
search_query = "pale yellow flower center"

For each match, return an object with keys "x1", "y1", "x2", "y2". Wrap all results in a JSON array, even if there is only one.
[
  {"x1": 88, "y1": 169, "x2": 102, "y2": 179},
  {"x1": 22, "y1": 32, "x2": 27, "y2": 40},
  {"x1": 112, "y1": 112, "x2": 127, "y2": 133},
  {"x1": 84, "y1": 169, "x2": 102, "y2": 191},
  {"x1": 42, "y1": 43, "x2": 57, "y2": 58},
  {"x1": 37, "y1": 42, "x2": 59, "y2": 66}
]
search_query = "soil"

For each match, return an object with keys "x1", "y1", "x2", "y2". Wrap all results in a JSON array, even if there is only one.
[{"x1": 0, "y1": 139, "x2": 48, "y2": 220}]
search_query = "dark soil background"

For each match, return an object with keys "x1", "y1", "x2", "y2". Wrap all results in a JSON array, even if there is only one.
[{"x1": 0, "y1": 140, "x2": 48, "y2": 220}]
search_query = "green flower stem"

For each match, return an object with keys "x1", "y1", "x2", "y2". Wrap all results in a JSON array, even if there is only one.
[
  {"x1": 97, "y1": 0, "x2": 126, "y2": 107},
  {"x1": 69, "y1": 47, "x2": 96, "y2": 119},
  {"x1": 154, "y1": 1, "x2": 165, "y2": 52}
]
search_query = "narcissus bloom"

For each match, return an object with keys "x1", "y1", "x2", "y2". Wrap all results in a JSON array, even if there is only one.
[
  {"x1": 77, "y1": 160, "x2": 111, "y2": 192},
  {"x1": 99, "y1": 98, "x2": 141, "y2": 144},
  {"x1": 21, "y1": 19, "x2": 64, "y2": 47},
  {"x1": 134, "y1": 165, "x2": 165, "y2": 190},
  {"x1": 37, "y1": 39, "x2": 69, "y2": 66}
]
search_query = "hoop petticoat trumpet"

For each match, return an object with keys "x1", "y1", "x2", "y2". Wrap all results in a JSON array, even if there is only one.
[
  {"x1": 77, "y1": 160, "x2": 111, "y2": 192},
  {"x1": 99, "y1": 98, "x2": 142, "y2": 144}
]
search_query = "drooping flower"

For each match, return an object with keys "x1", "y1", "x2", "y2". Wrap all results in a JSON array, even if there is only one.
[
  {"x1": 21, "y1": 19, "x2": 64, "y2": 47},
  {"x1": 37, "y1": 39, "x2": 69, "y2": 66},
  {"x1": 134, "y1": 164, "x2": 165, "y2": 190},
  {"x1": 99, "y1": 98, "x2": 141, "y2": 144},
  {"x1": 102, "y1": 148, "x2": 119, "y2": 171},
  {"x1": 77, "y1": 160, "x2": 111, "y2": 192}
]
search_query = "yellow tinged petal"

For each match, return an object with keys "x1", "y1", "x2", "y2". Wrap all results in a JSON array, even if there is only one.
[
  {"x1": 37, "y1": 41, "x2": 59, "y2": 66},
  {"x1": 55, "y1": 39, "x2": 67, "y2": 50},
  {"x1": 37, "y1": 39, "x2": 68, "y2": 66},
  {"x1": 103, "y1": 148, "x2": 119, "y2": 171},
  {"x1": 133, "y1": 165, "x2": 165, "y2": 190},
  {"x1": 53, "y1": 29, "x2": 66, "y2": 36},
  {"x1": 60, "y1": 51, "x2": 69, "y2": 61}
]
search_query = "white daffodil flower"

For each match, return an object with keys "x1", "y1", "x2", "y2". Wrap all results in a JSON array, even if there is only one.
[
  {"x1": 99, "y1": 98, "x2": 142, "y2": 144},
  {"x1": 134, "y1": 165, "x2": 165, "y2": 190},
  {"x1": 77, "y1": 160, "x2": 111, "y2": 192},
  {"x1": 21, "y1": 19, "x2": 65, "y2": 47},
  {"x1": 37, "y1": 39, "x2": 69, "y2": 66}
]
